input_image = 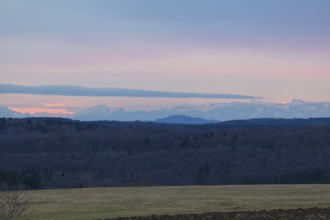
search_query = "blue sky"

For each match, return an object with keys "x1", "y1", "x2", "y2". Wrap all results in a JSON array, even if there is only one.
[{"x1": 1, "y1": 0, "x2": 330, "y2": 114}]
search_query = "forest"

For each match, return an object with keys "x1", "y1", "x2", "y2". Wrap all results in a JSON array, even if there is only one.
[{"x1": 0, "y1": 117, "x2": 330, "y2": 189}]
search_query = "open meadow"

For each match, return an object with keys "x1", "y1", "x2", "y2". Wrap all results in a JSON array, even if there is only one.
[{"x1": 22, "y1": 184, "x2": 330, "y2": 220}]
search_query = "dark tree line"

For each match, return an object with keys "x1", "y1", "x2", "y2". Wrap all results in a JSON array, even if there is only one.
[{"x1": 1, "y1": 117, "x2": 330, "y2": 189}]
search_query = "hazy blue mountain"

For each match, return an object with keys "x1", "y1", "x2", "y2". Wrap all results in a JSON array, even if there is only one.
[
  {"x1": 155, "y1": 115, "x2": 217, "y2": 124},
  {"x1": 0, "y1": 106, "x2": 29, "y2": 118},
  {"x1": 72, "y1": 100, "x2": 330, "y2": 121},
  {"x1": 73, "y1": 104, "x2": 119, "y2": 121},
  {"x1": 2, "y1": 100, "x2": 330, "y2": 121},
  {"x1": 73, "y1": 104, "x2": 160, "y2": 121},
  {"x1": 32, "y1": 112, "x2": 72, "y2": 118}
]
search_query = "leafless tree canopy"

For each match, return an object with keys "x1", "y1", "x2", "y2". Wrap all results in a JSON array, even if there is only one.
[
  {"x1": 1, "y1": 118, "x2": 330, "y2": 188},
  {"x1": 0, "y1": 189, "x2": 29, "y2": 220}
]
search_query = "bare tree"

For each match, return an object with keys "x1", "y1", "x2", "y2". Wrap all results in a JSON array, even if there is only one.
[{"x1": 0, "y1": 188, "x2": 29, "y2": 220}]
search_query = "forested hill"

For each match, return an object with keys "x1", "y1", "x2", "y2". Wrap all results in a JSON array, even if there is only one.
[{"x1": 1, "y1": 117, "x2": 330, "y2": 189}]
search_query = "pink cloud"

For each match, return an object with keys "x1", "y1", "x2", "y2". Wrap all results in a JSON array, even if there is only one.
[{"x1": 10, "y1": 107, "x2": 74, "y2": 115}]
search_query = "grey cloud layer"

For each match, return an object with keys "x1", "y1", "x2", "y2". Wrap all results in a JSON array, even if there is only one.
[{"x1": 0, "y1": 84, "x2": 258, "y2": 99}]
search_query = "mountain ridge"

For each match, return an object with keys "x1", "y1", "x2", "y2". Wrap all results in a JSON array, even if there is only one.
[
  {"x1": 155, "y1": 115, "x2": 217, "y2": 124},
  {"x1": 1, "y1": 100, "x2": 330, "y2": 121}
]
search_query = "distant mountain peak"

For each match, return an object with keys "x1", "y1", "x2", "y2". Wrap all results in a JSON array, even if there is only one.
[
  {"x1": 0, "y1": 106, "x2": 28, "y2": 118},
  {"x1": 155, "y1": 115, "x2": 217, "y2": 124},
  {"x1": 290, "y1": 99, "x2": 306, "y2": 104},
  {"x1": 87, "y1": 104, "x2": 111, "y2": 111},
  {"x1": 2, "y1": 100, "x2": 330, "y2": 122}
]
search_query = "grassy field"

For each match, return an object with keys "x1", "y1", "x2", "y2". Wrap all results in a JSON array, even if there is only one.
[{"x1": 22, "y1": 185, "x2": 330, "y2": 220}]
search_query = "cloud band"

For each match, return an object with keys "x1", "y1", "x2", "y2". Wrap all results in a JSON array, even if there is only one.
[{"x1": 0, "y1": 84, "x2": 259, "y2": 99}]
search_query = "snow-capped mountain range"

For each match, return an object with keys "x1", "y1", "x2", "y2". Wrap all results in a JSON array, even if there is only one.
[{"x1": 1, "y1": 99, "x2": 330, "y2": 121}]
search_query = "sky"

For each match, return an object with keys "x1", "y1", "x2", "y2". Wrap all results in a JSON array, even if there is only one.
[{"x1": 1, "y1": 0, "x2": 330, "y2": 114}]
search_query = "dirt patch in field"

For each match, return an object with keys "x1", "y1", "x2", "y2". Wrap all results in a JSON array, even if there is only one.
[{"x1": 103, "y1": 207, "x2": 330, "y2": 220}]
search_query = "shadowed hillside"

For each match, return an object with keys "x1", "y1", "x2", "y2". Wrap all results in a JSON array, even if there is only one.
[{"x1": 1, "y1": 117, "x2": 330, "y2": 189}]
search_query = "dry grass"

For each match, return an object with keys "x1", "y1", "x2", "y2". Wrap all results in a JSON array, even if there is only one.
[{"x1": 22, "y1": 184, "x2": 330, "y2": 220}]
